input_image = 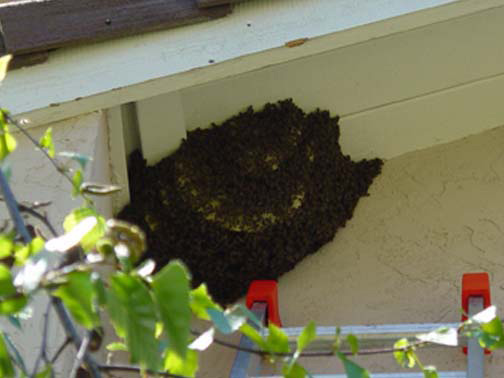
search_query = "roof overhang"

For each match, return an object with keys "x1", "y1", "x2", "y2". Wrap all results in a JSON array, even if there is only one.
[{"x1": 2, "y1": 0, "x2": 503, "y2": 126}]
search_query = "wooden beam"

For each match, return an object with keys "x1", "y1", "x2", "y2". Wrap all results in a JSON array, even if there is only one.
[
  {"x1": 0, "y1": 0, "x2": 231, "y2": 55},
  {"x1": 136, "y1": 92, "x2": 187, "y2": 166},
  {"x1": 106, "y1": 105, "x2": 132, "y2": 213}
]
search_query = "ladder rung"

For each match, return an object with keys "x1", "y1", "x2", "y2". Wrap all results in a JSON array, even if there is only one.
[
  {"x1": 261, "y1": 323, "x2": 465, "y2": 353},
  {"x1": 256, "y1": 372, "x2": 466, "y2": 378},
  {"x1": 281, "y1": 323, "x2": 461, "y2": 337}
]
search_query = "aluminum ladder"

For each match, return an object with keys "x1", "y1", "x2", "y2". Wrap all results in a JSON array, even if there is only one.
[{"x1": 230, "y1": 273, "x2": 491, "y2": 378}]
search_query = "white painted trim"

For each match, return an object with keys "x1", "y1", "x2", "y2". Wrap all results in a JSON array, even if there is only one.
[
  {"x1": 106, "y1": 106, "x2": 131, "y2": 213},
  {"x1": 340, "y1": 72, "x2": 504, "y2": 160},
  {"x1": 89, "y1": 111, "x2": 114, "y2": 218},
  {"x1": 179, "y1": 3, "x2": 504, "y2": 128},
  {"x1": 3, "y1": 0, "x2": 504, "y2": 126},
  {"x1": 136, "y1": 92, "x2": 187, "y2": 166}
]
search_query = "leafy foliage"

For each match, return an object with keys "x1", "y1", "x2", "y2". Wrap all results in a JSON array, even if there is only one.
[
  {"x1": 52, "y1": 271, "x2": 99, "y2": 329},
  {"x1": 347, "y1": 334, "x2": 359, "y2": 355},
  {"x1": 152, "y1": 261, "x2": 191, "y2": 359},
  {"x1": 14, "y1": 236, "x2": 44, "y2": 265},
  {"x1": 0, "y1": 332, "x2": 14, "y2": 377},
  {"x1": 39, "y1": 127, "x2": 55, "y2": 158},
  {"x1": 393, "y1": 338, "x2": 416, "y2": 369},
  {"x1": 0, "y1": 112, "x2": 16, "y2": 161},
  {"x1": 164, "y1": 348, "x2": 199, "y2": 377},
  {"x1": 72, "y1": 170, "x2": 83, "y2": 197},
  {"x1": 0, "y1": 264, "x2": 27, "y2": 315},
  {"x1": 63, "y1": 207, "x2": 106, "y2": 251},
  {"x1": 107, "y1": 272, "x2": 159, "y2": 370},
  {"x1": 189, "y1": 284, "x2": 222, "y2": 320},
  {"x1": 338, "y1": 353, "x2": 370, "y2": 378}
]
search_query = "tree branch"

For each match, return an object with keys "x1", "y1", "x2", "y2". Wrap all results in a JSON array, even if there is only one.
[
  {"x1": 5, "y1": 114, "x2": 74, "y2": 187},
  {"x1": 0, "y1": 170, "x2": 31, "y2": 243},
  {"x1": 16, "y1": 201, "x2": 58, "y2": 237},
  {"x1": 50, "y1": 337, "x2": 71, "y2": 364},
  {"x1": 51, "y1": 297, "x2": 102, "y2": 378},
  {"x1": 31, "y1": 300, "x2": 51, "y2": 375},
  {"x1": 191, "y1": 329, "x2": 427, "y2": 358}
]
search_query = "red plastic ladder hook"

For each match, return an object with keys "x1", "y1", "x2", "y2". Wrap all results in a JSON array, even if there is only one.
[
  {"x1": 246, "y1": 280, "x2": 282, "y2": 327},
  {"x1": 461, "y1": 272, "x2": 491, "y2": 354}
]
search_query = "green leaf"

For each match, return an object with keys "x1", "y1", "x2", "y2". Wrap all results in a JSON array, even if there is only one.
[
  {"x1": 283, "y1": 362, "x2": 306, "y2": 378},
  {"x1": 39, "y1": 127, "x2": 55, "y2": 158},
  {"x1": 0, "y1": 265, "x2": 27, "y2": 314},
  {"x1": 91, "y1": 273, "x2": 107, "y2": 307},
  {"x1": 393, "y1": 338, "x2": 415, "y2": 368},
  {"x1": 72, "y1": 170, "x2": 83, "y2": 197},
  {"x1": 285, "y1": 321, "x2": 316, "y2": 375},
  {"x1": 479, "y1": 317, "x2": 504, "y2": 349},
  {"x1": 0, "y1": 119, "x2": 16, "y2": 161},
  {"x1": 0, "y1": 235, "x2": 13, "y2": 259},
  {"x1": 35, "y1": 365, "x2": 52, "y2": 378},
  {"x1": 0, "y1": 332, "x2": 14, "y2": 377},
  {"x1": 63, "y1": 207, "x2": 106, "y2": 251},
  {"x1": 298, "y1": 322, "x2": 316, "y2": 353},
  {"x1": 164, "y1": 348, "x2": 198, "y2": 377},
  {"x1": 240, "y1": 323, "x2": 267, "y2": 350},
  {"x1": 59, "y1": 151, "x2": 92, "y2": 170},
  {"x1": 189, "y1": 284, "x2": 222, "y2": 320},
  {"x1": 0, "y1": 264, "x2": 15, "y2": 296},
  {"x1": 14, "y1": 237, "x2": 44, "y2": 265},
  {"x1": 0, "y1": 55, "x2": 12, "y2": 82},
  {"x1": 107, "y1": 273, "x2": 159, "y2": 370},
  {"x1": 152, "y1": 261, "x2": 191, "y2": 359},
  {"x1": 347, "y1": 334, "x2": 359, "y2": 355},
  {"x1": 0, "y1": 295, "x2": 27, "y2": 315},
  {"x1": 155, "y1": 322, "x2": 164, "y2": 338},
  {"x1": 338, "y1": 353, "x2": 370, "y2": 378},
  {"x1": 266, "y1": 324, "x2": 290, "y2": 354},
  {"x1": 106, "y1": 342, "x2": 127, "y2": 352},
  {"x1": 423, "y1": 366, "x2": 439, "y2": 378},
  {"x1": 333, "y1": 327, "x2": 342, "y2": 352},
  {"x1": 53, "y1": 271, "x2": 99, "y2": 329}
]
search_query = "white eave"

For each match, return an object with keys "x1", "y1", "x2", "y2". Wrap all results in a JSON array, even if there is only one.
[{"x1": 1, "y1": 0, "x2": 503, "y2": 126}]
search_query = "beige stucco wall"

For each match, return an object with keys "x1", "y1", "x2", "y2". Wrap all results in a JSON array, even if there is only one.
[
  {"x1": 198, "y1": 123, "x2": 504, "y2": 377},
  {"x1": 0, "y1": 112, "x2": 113, "y2": 375}
]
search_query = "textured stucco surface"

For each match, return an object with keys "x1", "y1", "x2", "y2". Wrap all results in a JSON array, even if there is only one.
[{"x1": 199, "y1": 124, "x2": 504, "y2": 377}]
